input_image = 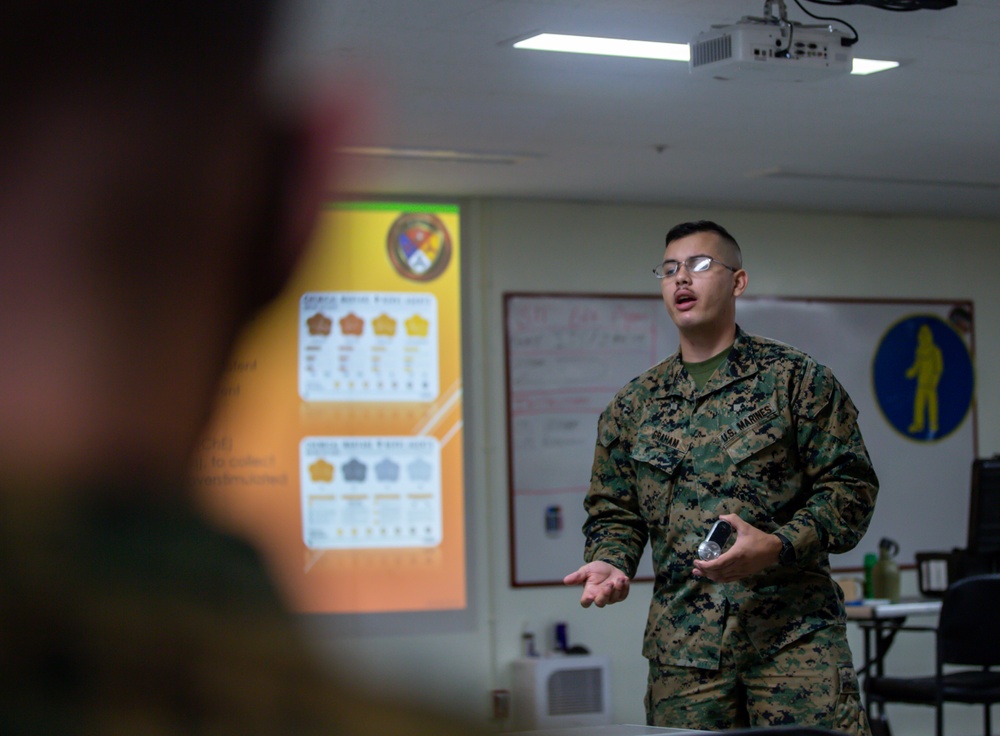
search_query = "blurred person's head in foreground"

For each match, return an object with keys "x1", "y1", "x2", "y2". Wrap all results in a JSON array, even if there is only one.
[{"x1": 0, "y1": 1, "x2": 349, "y2": 492}]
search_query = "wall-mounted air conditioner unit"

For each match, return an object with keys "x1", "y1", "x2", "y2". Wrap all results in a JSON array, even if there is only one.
[{"x1": 510, "y1": 655, "x2": 612, "y2": 731}]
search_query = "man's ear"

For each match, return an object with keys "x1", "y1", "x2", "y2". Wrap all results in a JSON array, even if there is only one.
[{"x1": 732, "y1": 268, "x2": 749, "y2": 298}]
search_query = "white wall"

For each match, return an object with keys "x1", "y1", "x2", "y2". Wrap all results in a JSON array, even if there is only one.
[{"x1": 307, "y1": 198, "x2": 1000, "y2": 734}]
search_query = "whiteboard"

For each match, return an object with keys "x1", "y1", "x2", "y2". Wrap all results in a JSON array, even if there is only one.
[{"x1": 504, "y1": 293, "x2": 976, "y2": 586}]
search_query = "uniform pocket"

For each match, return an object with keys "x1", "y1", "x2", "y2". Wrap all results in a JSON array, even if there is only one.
[
  {"x1": 719, "y1": 398, "x2": 786, "y2": 465},
  {"x1": 718, "y1": 399, "x2": 796, "y2": 522},
  {"x1": 630, "y1": 424, "x2": 687, "y2": 526},
  {"x1": 833, "y1": 665, "x2": 871, "y2": 736},
  {"x1": 631, "y1": 424, "x2": 687, "y2": 473}
]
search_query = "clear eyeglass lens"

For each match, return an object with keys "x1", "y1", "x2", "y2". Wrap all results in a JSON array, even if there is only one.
[{"x1": 655, "y1": 257, "x2": 716, "y2": 278}]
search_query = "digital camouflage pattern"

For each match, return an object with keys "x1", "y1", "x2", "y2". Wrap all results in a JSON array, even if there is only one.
[
  {"x1": 583, "y1": 327, "x2": 879, "y2": 669},
  {"x1": 645, "y1": 619, "x2": 869, "y2": 733},
  {"x1": 0, "y1": 488, "x2": 488, "y2": 736}
]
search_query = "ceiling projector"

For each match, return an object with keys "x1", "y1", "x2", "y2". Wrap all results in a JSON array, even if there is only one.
[{"x1": 690, "y1": 16, "x2": 854, "y2": 82}]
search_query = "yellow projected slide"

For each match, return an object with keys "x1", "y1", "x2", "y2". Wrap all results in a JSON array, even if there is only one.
[{"x1": 192, "y1": 202, "x2": 465, "y2": 614}]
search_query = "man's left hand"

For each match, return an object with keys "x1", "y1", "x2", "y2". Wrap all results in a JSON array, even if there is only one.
[{"x1": 692, "y1": 514, "x2": 782, "y2": 583}]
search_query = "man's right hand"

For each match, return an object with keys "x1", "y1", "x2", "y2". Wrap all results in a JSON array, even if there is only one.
[{"x1": 563, "y1": 560, "x2": 630, "y2": 608}]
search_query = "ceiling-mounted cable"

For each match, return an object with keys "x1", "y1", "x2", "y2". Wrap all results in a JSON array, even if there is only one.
[
  {"x1": 794, "y1": 0, "x2": 860, "y2": 45},
  {"x1": 802, "y1": 0, "x2": 956, "y2": 11}
]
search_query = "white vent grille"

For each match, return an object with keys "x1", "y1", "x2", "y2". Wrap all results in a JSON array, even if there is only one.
[
  {"x1": 691, "y1": 34, "x2": 732, "y2": 67},
  {"x1": 510, "y1": 654, "x2": 612, "y2": 730},
  {"x1": 547, "y1": 667, "x2": 604, "y2": 716}
]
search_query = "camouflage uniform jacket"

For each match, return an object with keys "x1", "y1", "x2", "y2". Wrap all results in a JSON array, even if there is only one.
[
  {"x1": 1, "y1": 488, "x2": 487, "y2": 736},
  {"x1": 582, "y1": 327, "x2": 878, "y2": 669}
]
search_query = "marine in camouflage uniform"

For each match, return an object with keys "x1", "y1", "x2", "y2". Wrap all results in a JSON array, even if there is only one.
[{"x1": 569, "y1": 221, "x2": 878, "y2": 734}]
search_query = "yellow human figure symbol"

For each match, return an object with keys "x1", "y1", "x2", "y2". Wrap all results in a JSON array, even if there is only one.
[{"x1": 906, "y1": 324, "x2": 943, "y2": 434}]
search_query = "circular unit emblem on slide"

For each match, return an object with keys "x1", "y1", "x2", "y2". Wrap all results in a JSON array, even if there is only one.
[
  {"x1": 872, "y1": 314, "x2": 974, "y2": 442},
  {"x1": 386, "y1": 212, "x2": 453, "y2": 282}
]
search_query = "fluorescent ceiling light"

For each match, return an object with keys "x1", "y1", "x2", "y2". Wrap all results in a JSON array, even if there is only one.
[
  {"x1": 752, "y1": 167, "x2": 998, "y2": 190},
  {"x1": 514, "y1": 33, "x2": 690, "y2": 62},
  {"x1": 514, "y1": 32, "x2": 898, "y2": 75},
  {"x1": 851, "y1": 58, "x2": 900, "y2": 75}
]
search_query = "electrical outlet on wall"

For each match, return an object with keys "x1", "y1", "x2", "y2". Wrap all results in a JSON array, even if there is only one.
[{"x1": 491, "y1": 689, "x2": 510, "y2": 720}]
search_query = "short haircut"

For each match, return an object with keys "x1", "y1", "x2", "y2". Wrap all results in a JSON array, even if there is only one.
[{"x1": 664, "y1": 220, "x2": 743, "y2": 268}]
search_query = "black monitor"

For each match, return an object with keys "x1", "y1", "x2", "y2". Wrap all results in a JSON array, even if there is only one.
[{"x1": 968, "y1": 457, "x2": 1000, "y2": 557}]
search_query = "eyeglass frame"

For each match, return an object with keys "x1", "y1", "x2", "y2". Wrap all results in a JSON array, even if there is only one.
[{"x1": 652, "y1": 255, "x2": 739, "y2": 280}]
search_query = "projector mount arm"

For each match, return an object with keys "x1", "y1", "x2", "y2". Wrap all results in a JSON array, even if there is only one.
[
  {"x1": 763, "y1": 0, "x2": 790, "y2": 25},
  {"x1": 762, "y1": 0, "x2": 794, "y2": 55},
  {"x1": 740, "y1": 0, "x2": 861, "y2": 48}
]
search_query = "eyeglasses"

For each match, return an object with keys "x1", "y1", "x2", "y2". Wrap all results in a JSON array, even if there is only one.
[{"x1": 652, "y1": 255, "x2": 738, "y2": 279}]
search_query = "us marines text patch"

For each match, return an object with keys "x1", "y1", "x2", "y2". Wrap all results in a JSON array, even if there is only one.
[{"x1": 718, "y1": 403, "x2": 777, "y2": 447}]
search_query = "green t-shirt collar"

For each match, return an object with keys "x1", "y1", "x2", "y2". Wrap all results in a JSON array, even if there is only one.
[{"x1": 682, "y1": 345, "x2": 732, "y2": 391}]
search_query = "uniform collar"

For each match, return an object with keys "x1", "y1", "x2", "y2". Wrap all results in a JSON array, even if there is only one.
[{"x1": 661, "y1": 326, "x2": 759, "y2": 399}]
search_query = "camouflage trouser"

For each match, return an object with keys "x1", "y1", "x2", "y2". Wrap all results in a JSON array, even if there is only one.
[{"x1": 645, "y1": 613, "x2": 871, "y2": 735}]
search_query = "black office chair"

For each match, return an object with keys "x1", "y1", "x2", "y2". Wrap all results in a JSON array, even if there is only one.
[{"x1": 866, "y1": 573, "x2": 1000, "y2": 736}]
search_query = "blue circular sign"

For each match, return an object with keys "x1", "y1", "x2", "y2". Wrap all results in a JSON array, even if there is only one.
[{"x1": 873, "y1": 315, "x2": 973, "y2": 442}]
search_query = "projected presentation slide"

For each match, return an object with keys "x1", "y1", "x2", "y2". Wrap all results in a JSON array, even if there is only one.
[
  {"x1": 300, "y1": 435, "x2": 442, "y2": 550},
  {"x1": 192, "y1": 202, "x2": 465, "y2": 615},
  {"x1": 299, "y1": 291, "x2": 439, "y2": 402}
]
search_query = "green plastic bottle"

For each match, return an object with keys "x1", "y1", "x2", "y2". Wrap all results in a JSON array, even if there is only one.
[
  {"x1": 871, "y1": 538, "x2": 901, "y2": 602},
  {"x1": 863, "y1": 552, "x2": 878, "y2": 599}
]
